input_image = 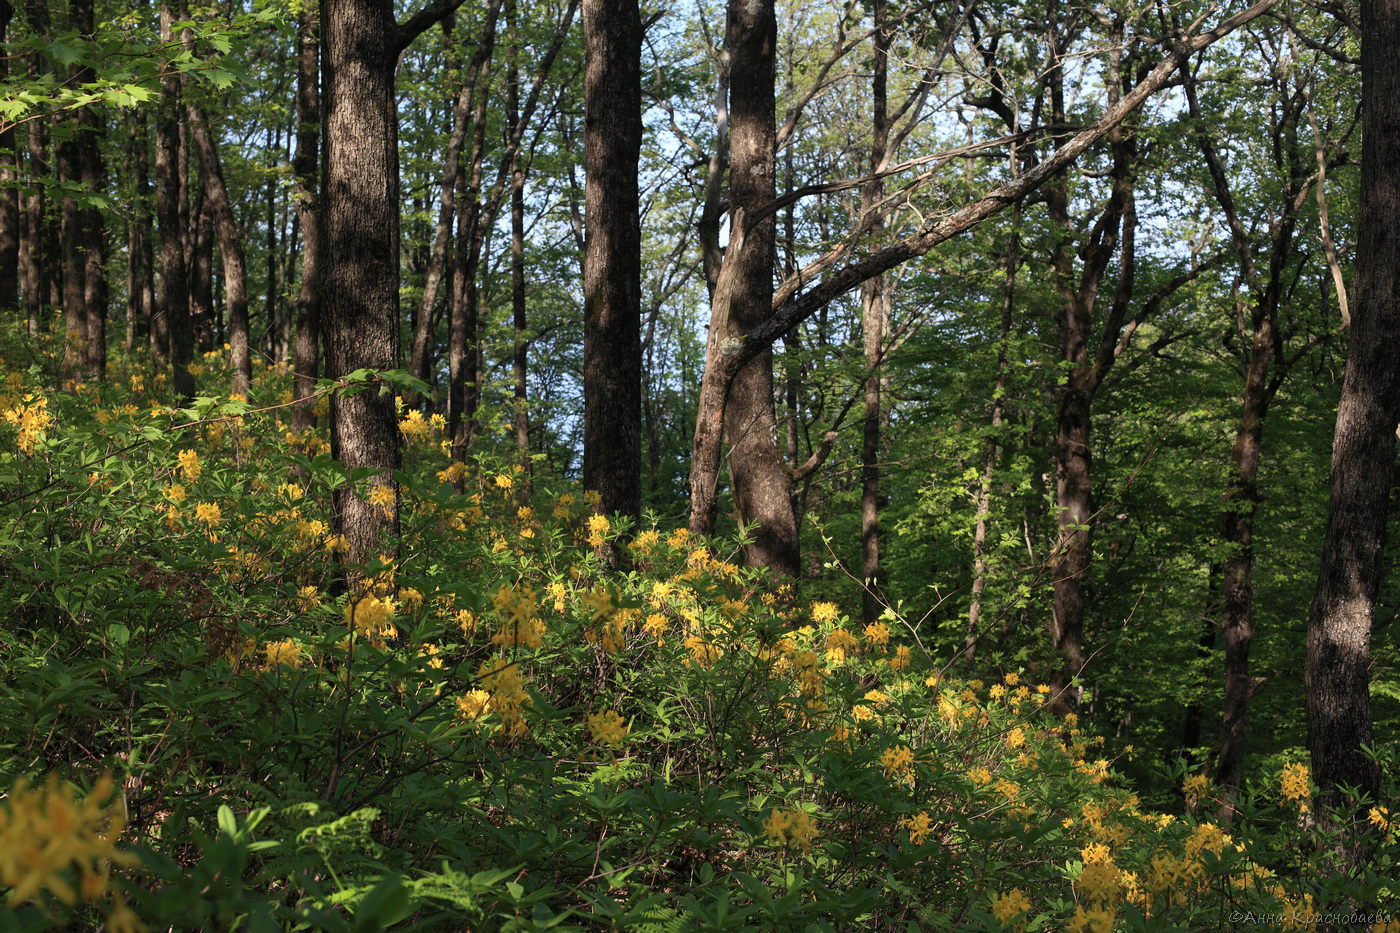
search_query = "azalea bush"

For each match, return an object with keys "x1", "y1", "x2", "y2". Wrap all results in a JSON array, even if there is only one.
[{"x1": 1, "y1": 337, "x2": 1397, "y2": 931}]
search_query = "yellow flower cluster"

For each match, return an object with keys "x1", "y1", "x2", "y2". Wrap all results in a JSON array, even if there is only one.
[
  {"x1": 880, "y1": 744, "x2": 915, "y2": 783},
  {"x1": 587, "y1": 709, "x2": 628, "y2": 748},
  {"x1": 176, "y1": 448, "x2": 201, "y2": 481},
  {"x1": 0, "y1": 773, "x2": 139, "y2": 929},
  {"x1": 475, "y1": 657, "x2": 530, "y2": 737},
  {"x1": 902, "y1": 810, "x2": 933, "y2": 846},
  {"x1": 1280, "y1": 762, "x2": 1310, "y2": 806},
  {"x1": 398, "y1": 409, "x2": 433, "y2": 440},
  {"x1": 3, "y1": 391, "x2": 54, "y2": 455},
  {"x1": 586, "y1": 513, "x2": 610, "y2": 547},
  {"x1": 490, "y1": 584, "x2": 545, "y2": 650},
  {"x1": 763, "y1": 807, "x2": 818, "y2": 855},
  {"x1": 264, "y1": 639, "x2": 303, "y2": 669},
  {"x1": 345, "y1": 593, "x2": 396, "y2": 641},
  {"x1": 368, "y1": 483, "x2": 396, "y2": 519},
  {"x1": 991, "y1": 889, "x2": 1032, "y2": 931}
]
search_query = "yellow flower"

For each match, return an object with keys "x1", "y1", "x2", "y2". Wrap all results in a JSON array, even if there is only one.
[
  {"x1": 345, "y1": 593, "x2": 395, "y2": 636},
  {"x1": 194, "y1": 502, "x2": 222, "y2": 532},
  {"x1": 177, "y1": 448, "x2": 201, "y2": 481},
  {"x1": 1067, "y1": 905, "x2": 1115, "y2": 933},
  {"x1": 1368, "y1": 806, "x2": 1390, "y2": 832},
  {"x1": 1003, "y1": 672, "x2": 1019, "y2": 686},
  {"x1": 968, "y1": 767, "x2": 992, "y2": 786},
  {"x1": 586, "y1": 513, "x2": 610, "y2": 547},
  {"x1": 880, "y1": 745, "x2": 915, "y2": 783},
  {"x1": 367, "y1": 483, "x2": 395, "y2": 518},
  {"x1": 1280, "y1": 762, "x2": 1310, "y2": 803},
  {"x1": 991, "y1": 889, "x2": 1031, "y2": 930},
  {"x1": 264, "y1": 639, "x2": 302, "y2": 669},
  {"x1": 456, "y1": 689, "x2": 491, "y2": 723},
  {"x1": 902, "y1": 810, "x2": 933, "y2": 846},
  {"x1": 494, "y1": 472, "x2": 513, "y2": 490},
  {"x1": 862, "y1": 621, "x2": 890, "y2": 648},
  {"x1": 1006, "y1": 727, "x2": 1026, "y2": 750},
  {"x1": 763, "y1": 807, "x2": 817, "y2": 855},
  {"x1": 889, "y1": 645, "x2": 911, "y2": 671},
  {"x1": 811, "y1": 601, "x2": 838, "y2": 624},
  {"x1": 1077, "y1": 859, "x2": 1122, "y2": 904},
  {"x1": 587, "y1": 709, "x2": 628, "y2": 748},
  {"x1": 0, "y1": 773, "x2": 138, "y2": 910}
]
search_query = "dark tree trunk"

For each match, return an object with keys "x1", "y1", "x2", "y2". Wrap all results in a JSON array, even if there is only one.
[
  {"x1": 0, "y1": 0, "x2": 18, "y2": 314},
  {"x1": 291, "y1": 2, "x2": 320, "y2": 431},
  {"x1": 407, "y1": 17, "x2": 469, "y2": 407},
  {"x1": 189, "y1": 104, "x2": 251, "y2": 397},
  {"x1": 189, "y1": 183, "x2": 215, "y2": 353},
  {"x1": 1305, "y1": 0, "x2": 1399, "y2": 815},
  {"x1": 158, "y1": 4, "x2": 194, "y2": 399},
  {"x1": 264, "y1": 125, "x2": 280, "y2": 363},
  {"x1": 508, "y1": 0, "x2": 531, "y2": 486},
  {"x1": 322, "y1": 0, "x2": 403, "y2": 563},
  {"x1": 20, "y1": 0, "x2": 52, "y2": 337},
  {"x1": 859, "y1": 0, "x2": 890, "y2": 625},
  {"x1": 447, "y1": 10, "x2": 499, "y2": 458},
  {"x1": 126, "y1": 109, "x2": 155, "y2": 353},
  {"x1": 581, "y1": 0, "x2": 642, "y2": 534},
  {"x1": 320, "y1": 0, "x2": 464, "y2": 564},
  {"x1": 59, "y1": 0, "x2": 106, "y2": 384}
]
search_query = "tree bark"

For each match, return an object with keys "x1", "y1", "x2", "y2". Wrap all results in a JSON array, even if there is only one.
[
  {"x1": 447, "y1": 10, "x2": 499, "y2": 458},
  {"x1": 689, "y1": 0, "x2": 799, "y2": 577},
  {"x1": 126, "y1": 109, "x2": 155, "y2": 354},
  {"x1": 0, "y1": 0, "x2": 18, "y2": 314},
  {"x1": 158, "y1": 4, "x2": 194, "y2": 400},
  {"x1": 1305, "y1": 0, "x2": 1399, "y2": 815},
  {"x1": 291, "y1": 1, "x2": 320, "y2": 431},
  {"x1": 507, "y1": 0, "x2": 531, "y2": 486},
  {"x1": 966, "y1": 220, "x2": 1018, "y2": 661},
  {"x1": 321, "y1": 0, "x2": 465, "y2": 565},
  {"x1": 188, "y1": 104, "x2": 251, "y2": 397},
  {"x1": 19, "y1": 0, "x2": 52, "y2": 338},
  {"x1": 859, "y1": 0, "x2": 891, "y2": 625},
  {"x1": 59, "y1": 0, "x2": 106, "y2": 384},
  {"x1": 582, "y1": 0, "x2": 643, "y2": 535}
]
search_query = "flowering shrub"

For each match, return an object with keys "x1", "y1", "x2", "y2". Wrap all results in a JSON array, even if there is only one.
[{"x1": 0, "y1": 341, "x2": 1395, "y2": 930}]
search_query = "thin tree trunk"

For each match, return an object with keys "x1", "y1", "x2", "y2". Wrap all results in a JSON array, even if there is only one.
[
  {"x1": 188, "y1": 104, "x2": 251, "y2": 397},
  {"x1": 158, "y1": 4, "x2": 193, "y2": 399},
  {"x1": 1305, "y1": 0, "x2": 1399, "y2": 817},
  {"x1": 291, "y1": 1, "x2": 320, "y2": 431},
  {"x1": 59, "y1": 0, "x2": 105, "y2": 384},
  {"x1": 508, "y1": 0, "x2": 531, "y2": 486},
  {"x1": 0, "y1": 0, "x2": 18, "y2": 314},
  {"x1": 189, "y1": 182, "x2": 215, "y2": 353},
  {"x1": 448, "y1": 11, "x2": 500, "y2": 458},
  {"x1": 966, "y1": 220, "x2": 1018, "y2": 661},
  {"x1": 407, "y1": 14, "x2": 475, "y2": 406}
]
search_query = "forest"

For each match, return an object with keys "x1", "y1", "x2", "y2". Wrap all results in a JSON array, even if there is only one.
[{"x1": 0, "y1": 0, "x2": 1398, "y2": 927}]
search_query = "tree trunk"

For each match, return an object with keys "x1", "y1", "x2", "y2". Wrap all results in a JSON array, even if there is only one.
[
  {"x1": 966, "y1": 220, "x2": 1017, "y2": 661},
  {"x1": 189, "y1": 182, "x2": 215, "y2": 353},
  {"x1": 696, "y1": 0, "x2": 799, "y2": 577},
  {"x1": 291, "y1": 1, "x2": 320, "y2": 431},
  {"x1": 0, "y1": 0, "x2": 17, "y2": 314},
  {"x1": 322, "y1": 0, "x2": 402, "y2": 564},
  {"x1": 1305, "y1": 0, "x2": 1399, "y2": 815},
  {"x1": 582, "y1": 0, "x2": 642, "y2": 534},
  {"x1": 407, "y1": 15, "x2": 474, "y2": 407},
  {"x1": 508, "y1": 0, "x2": 531, "y2": 486},
  {"x1": 448, "y1": 11, "x2": 499, "y2": 458},
  {"x1": 1213, "y1": 318, "x2": 1271, "y2": 793},
  {"x1": 158, "y1": 4, "x2": 194, "y2": 400},
  {"x1": 859, "y1": 0, "x2": 890, "y2": 625},
  {"x1": 59, "y1": 0, "x2": 105, "y2": 384},
  {"x1": 126, "y1": 109, "x2": 155, "y2": 354},
  {"x1": 188, "y1": 105, "x2": 251, "y2": 397}
]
